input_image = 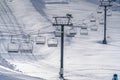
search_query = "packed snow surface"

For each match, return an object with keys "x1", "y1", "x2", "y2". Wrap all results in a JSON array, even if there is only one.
[{"x1": 0, "y1": 0, "x2": 120, "y2": 80}]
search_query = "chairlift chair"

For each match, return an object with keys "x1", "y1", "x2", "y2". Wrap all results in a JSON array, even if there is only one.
[
  {"x1": 54, "y1": 30, "x2": 61, "y2": 37},
  {"x1": 91, "y1": 25, "x2": 98, "y2": 31},
  {"x1": 66, "y1": 28, "x2": 76, "y2": 37},
  {"x1": 80, "y1": 29, "x2": 88, "y2": 35},
  {"x1": 35, "y1": 36, "x2": 46, "y2": 44},
  {"x1": 20, "y1": 42, "x2": 33, "y2": 53},
  {"x1": 80, "y1": 24, "x2": 88, "y2": 35},
  {"x1": 99, "y1": 18, "x2": 104, "y2": 25},
  {"x1": 10, "y1": 35, "x2": 19, "y2": 43},
  {"x1": 80, "y1": 24, "x2": 87, "y2": 29},
  {"x1": 90, "y1": 16, "x2": 96, "y2": 22},
  {"x1": 97, "y1": 7, "x2": 103, "y2": 14},
  {"x1": 22, "y1": 34, "x2": 31, "y2": 43},
  {"x1": 7, "y1": 42, "x2": 19, "y2": 53},
  {"x1": 47, "y1": 37, "x2": 58, "y2": 47},
  {"x1": 107, "y1": 9, "x2": 112, "y2": 16}
]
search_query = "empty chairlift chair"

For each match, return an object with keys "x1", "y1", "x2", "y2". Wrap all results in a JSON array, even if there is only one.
[
  {"x1": 66, "y1": 28, "x2": 76, "y2": 37},
  {"x1": 47, "y1": 37, "x2": 58, "y2": 47},
  {"x1": 107, "y1": 9, "x2": 112, "y2": 16},
  {"x1": 80, "y1": 24, "x2": 88, "y2": 35},
  {"x1": 10, "y1": 34, "x2": 20, "y2": 43},
  {"x1": 55, "y1": 26, "x2": 61, "y2": 31},
  {"x1": 54, "y1": 30, "x2": 61, "y2": 37},
  {"x1": 7, "y1": 42, "x2": 20, "y2": 53},
  {"x1": 90, "y1": 16, "x2": 96, "y2": 23},
  {"x1": 35, "y1": 36, "x2": 46, "y2": 44},
  {"x1": 7, "y1": 35, "x2": 20, "y2": 53},
  {"x1": 97, "y1": 7, "x2": 103, "y2": 14},
  {"x1": 22, "y1": 34, "x2": 31, "y2": 43},
  {"x1": 91, "y1": 25, "x2": 98, "y2": 31},
  {"x1": 20, "y1": 42, "x2": 33, "y2": 53},
  {"x1": 99, "y1": 17, "x2": 104, "y2": 25}
]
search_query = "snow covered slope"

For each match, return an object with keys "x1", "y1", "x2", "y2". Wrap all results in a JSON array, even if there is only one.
[
  {"x1": 0, "y1": 0, "x2": 120, "y2": 80},
  {"x1": 0, "y1": 65, "x2": 44, "y2": 80}
]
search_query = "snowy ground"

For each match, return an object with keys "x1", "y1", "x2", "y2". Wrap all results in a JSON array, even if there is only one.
[{"x1": 0, "y1": 0, "x2": 120, "y2": 80}]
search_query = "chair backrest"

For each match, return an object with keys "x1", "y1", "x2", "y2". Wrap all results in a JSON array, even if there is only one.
[
  {"x1": 20, "y1": 42, "x2": 33, "y2": 53},
  {"x1": 47, "y1": 37, "x2": 58, "y2": 47},
  {"x1": 8, "y1": 42, "x2": 20, "y2": 53},
  {"x1": 35, "y1": 36, "x2": 46, "y2": 44}
]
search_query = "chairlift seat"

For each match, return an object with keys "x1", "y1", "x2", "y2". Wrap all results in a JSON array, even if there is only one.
[
  {"x1": 10, "y1": 35, "x2": 20, "y2": 43},
  {"x1": 69, "y1": 29, "x2": 76, "y2": 35},
  {"x1": 90, "y1": 18, "x2": 96, "y2": 22},
  {"x1": 54, "y1": 30, "x2": 61, "y2": 37},
  {"x1": 22, "y1": 34, "x2": 31, "y2": 42},
  {"x1": 80, "y1": 24, "x2": 87, "y2": 29},
  {"x1": 66, "y1": 29, "x2": 76, "y2": 37},
  {"x1": 99, "y1": 19, "x2": 104, "y2": 25},
  {"x1": 8, "y1": 43, "x2": 19, "y2": 53},
  {"x1": 20, "y1": 42, "x2": 33, "y2": 53},
  {"x1": 97, "y1": 10, "x2": 103, "y2": 14},
  {"x1": 47, "y1": 38, "x2": 58, "y2": 47},
  {"x1": 35, "y1": 36, "x2": 46, "y2": 44},
  {"x1": 91, "y1": 25, "x2": 98, "y2": 31},
  {"x1": 97, "y1": 7, "x2": 103, "y2": 14},
  {"x1": 107, "y1": 9, "x2": 112, "y2": 16},
  {"x1": 80, "y1": 29, "x2": 88, "y2": 35}
]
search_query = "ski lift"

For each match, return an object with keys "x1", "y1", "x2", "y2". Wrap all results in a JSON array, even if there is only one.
[
  {"x1": 80, "y1": 24, "x2": 88, "y2": 35},
  {"x1": 97, "y1": 7, "x2": 103, "y2": 14},
  {"x1": 80, "y1": 23, "x2": 87, "y2": 29},
  {"x1": 66, "y1": 28, "x2": 76, "y2": 37},
  {"x1": 35, "y1": 30, "x2": 46, "y2": 44},
  {"x1": 7, "y1": 35, "x2": 20, "y2": 53},
  {"x1": 47, "y1": 37, "x2": 58, "y2": 47},
  {"x1": 107, "y1": 9, "x2": 112, "y2": 16},
  {"x1": 90, "y1": 16, "x2": 96, "y2": 22},
  {"x1": 22, "y1": 34, "x2": 31, "y2": 43},
  {"x1": 20, "y1": 42, "x2": 33, "y2": 53},
  {"x1": 91, "y1": 25, "x2": 98, "y2": 31},
  {"x1": 10, "y1": 35, "x2": 19, "y2": 43},
  {"x1": 35, "y1": 36, "x2": 46, "y2": 44},
  {"x1": 80, "y1": 29, "x2": 88, "y2": 35},
  {"x1": 99, "y1": 18, "x2": 104, "y2": 25},
  {"x1": 54, "y1": 30, "x2": 61, "y2": 37},
  {"x1": 7, "y1": 42, "x2": 19, "y2": 53}
]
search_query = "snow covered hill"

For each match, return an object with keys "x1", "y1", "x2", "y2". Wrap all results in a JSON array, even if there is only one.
[
  {"x1": 0, "y1": 0, "x2": 120, "y2": 80},
  {"x1": 0, "y1": 65, "x2": 44, "y2": 80}
]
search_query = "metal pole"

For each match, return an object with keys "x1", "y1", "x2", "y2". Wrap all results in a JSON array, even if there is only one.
[
  {"x1": 60, "y1": 25, "x2": 64, "y2": 79},
  {"x1": 103, "y1": 6, "x2": 107, "y2": 44}
]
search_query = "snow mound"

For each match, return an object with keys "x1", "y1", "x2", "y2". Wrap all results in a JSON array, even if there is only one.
[
  {"x1": 0, "y1": 74, "x2": 22, "y2": 80},
  {"x1": 0, "y1": 56, "x2": 15, "y2": 70}
]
